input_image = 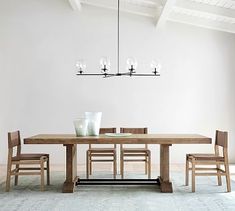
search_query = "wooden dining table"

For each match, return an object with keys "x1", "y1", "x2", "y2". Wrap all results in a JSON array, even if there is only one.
[{"x1": 24, "y1": 134, "x2": 211, "y2": 193}]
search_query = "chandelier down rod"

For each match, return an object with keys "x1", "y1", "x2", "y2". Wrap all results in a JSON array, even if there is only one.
[{"x1": 76, "y1": 0, "x2": 161, "y2": 78}]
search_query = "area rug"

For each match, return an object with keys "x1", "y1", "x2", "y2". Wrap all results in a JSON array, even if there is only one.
[{"x1": 0, "y1": 171, "x2": 235, "y2": 211}]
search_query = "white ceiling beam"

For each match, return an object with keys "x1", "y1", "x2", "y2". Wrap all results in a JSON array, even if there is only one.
[
  {"x1": 80, "y1": 0, "x2": 156, "y2": 18},
  {"x1": 122, "y1": 1, "x2": 158, "y2": 17},
  {"x1": 156, "y1": 0, "x2": 176, "y2": 28},
  {"x1": 176, "y1": 0, "x2": 235, "y2": 19},
  {"x1": 68, "y1": 0, "x2": 82, "y2": 11},
  {"x1": 153, "y1": 6, "x2": 163, "y2": 24},
  {"x1": 168, "y1": 8, "x2": 235, "y2": 34},
  {"x1": 199, "y1": 0, "x2": 235, "y2": 9},
  {"x1": 171, "y1": 6, "x2": 235, "y2": 24},
  {"x1": 126, "y1": 0, "x2": 161, "y2": 7}
]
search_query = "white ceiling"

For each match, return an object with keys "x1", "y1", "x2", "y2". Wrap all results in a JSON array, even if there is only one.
[{"x1": 68, "y1": 0, "x2": 235, "y2": 33}]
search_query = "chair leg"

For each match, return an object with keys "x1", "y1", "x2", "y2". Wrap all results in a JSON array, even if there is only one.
[
  {"x1": 89, "y1": 155, "x2": 92, "y2": 175},
  {"x1": 121, "y1": 152, "x2": 124, "y2": 179},
  {"x1": 40, "y1": 161, "x2": 45, "y2": 191},
  {"x1": 192, "y1": 159, "x2": 195, "y2": 192},
  {"x1": 14, "y1": 164, "x2": 19, "y2": 186},
  {"x1": 224, "y1": 162, "x2": 231, "y2": 192},
  {"x1": 6, "y1": 162, "x2": 12, "y2": 192},
  {"x1": 148, "y1": 152, "x2": 151, "y2": 179},
  {"x1": 113, "y1": 153, "x2": 117, "y2": 179},
  {"x1": 216, "y1": 162, "x2": 222, "y2": 186},
  {"x1": 185, "y1": 156, "x2": 189, "y2": 186},
  {"x1": 145, "y1": 155, "x2": 147, "y2": 175},
  {"x1": 46, "y1": 156, "x2": 50, "y2": 185},
  {"x1": 86, "y1": 151, "x2": 89, "y2": 179}
]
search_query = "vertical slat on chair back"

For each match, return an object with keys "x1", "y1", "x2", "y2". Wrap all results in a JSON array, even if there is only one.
[
  {"x1": 8, "y1": 131, "x2": 21, "y2": 148},
  {"x1": 89, "y1": 128, "x2": 116, "y2": 149},
  {"x1": 215, "y1": 130, "x2": 228, "y2": 148},
  {"x1": 120, "y1": 127, "x2": 148, "y2": 148}
]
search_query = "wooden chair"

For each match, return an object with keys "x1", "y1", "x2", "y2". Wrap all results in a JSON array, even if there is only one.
[
  {"x1": 6, "y1": 131, "x2": 50, "y2": 191},
  {"x1": 86, "y1": 128, "x2": 117, "y2": 179},
  {"x1": 120, "y1": 127, "x2": 151, "y2": 179},
  {"x1": 185, "y1": 130, "x2": 231, "y2": 192}
]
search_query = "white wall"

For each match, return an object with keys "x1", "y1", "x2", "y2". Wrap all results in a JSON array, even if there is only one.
[{"x1": 0, "y1": 0, "x2": 235, "y2": 165}]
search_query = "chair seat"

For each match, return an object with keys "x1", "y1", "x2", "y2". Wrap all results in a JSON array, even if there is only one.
[
  {"x1": 122, "y1": 148, "x2": 150, "y2": 153},
  {"x1": 187, "y1": 153, "x2": 224, "y2": 161},
  {"x1": 88, "y1": 148, "x2": 116, "y2": 153},
  {"x1": 12, "y1": 153, "x2": 49, "y2": 161}
]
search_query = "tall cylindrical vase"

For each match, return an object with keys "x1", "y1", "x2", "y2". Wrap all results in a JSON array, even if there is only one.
[{"x1": 85, "y1": 112, "x2": 102, "y2": 136}]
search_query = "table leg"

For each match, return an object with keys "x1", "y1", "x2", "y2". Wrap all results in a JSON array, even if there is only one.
[
  {"x1": 62, "y1": 144, "x2": 78, "y2": 193},
  {"x1": 159, "y1": 144, "x2": 173, "y2": 193}
]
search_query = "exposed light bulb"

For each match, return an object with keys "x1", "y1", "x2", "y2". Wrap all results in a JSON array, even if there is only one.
[
  {"x1": 100, "y1": 57, "x2": 111, "y2": 73},
  {"x1": 150, "y1": 60, "x2": 161, "y2": 74},
  {"x1": 126, "y1": 57, "x2": 137, "y2": 72},
  {"x1": 76, "y1": 60, "x2": 86, "y2": 74}
]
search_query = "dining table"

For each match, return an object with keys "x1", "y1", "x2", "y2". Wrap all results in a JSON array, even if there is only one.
[{"x1": 24, "y1": 134, "x2": 211, "y2": 193}]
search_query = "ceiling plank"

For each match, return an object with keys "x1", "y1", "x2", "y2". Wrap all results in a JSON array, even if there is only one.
[
  {"x1": 81, "y1": 0, "x2": 156, "y2": 18},
  {"x1": 156, "y1": 0, "x2": 176, "y2": 28},
  {"x1": 68, "y1": 0, "x2": 82, "y2": 11},
  {"x1": 176, "y1": 0, "x2": 235, "y2": 19},
  {"x1": 168, "y1": 8, "x2": 235, "y2": 34},
  {"x1": 126, "y1": 0, "x2": 162, "y2": 7},
  {"x1": 171, "y1": 6, "x2": 235, "y2": 24}
]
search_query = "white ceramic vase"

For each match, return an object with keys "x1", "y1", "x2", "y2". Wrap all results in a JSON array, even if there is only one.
[{"x1": 85, "y1": 112, "x2": 102, "y2": 136}]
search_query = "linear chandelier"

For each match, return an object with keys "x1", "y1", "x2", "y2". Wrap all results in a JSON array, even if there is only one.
[{"x1": 76, "y1": 0, "x2": 161, "y2": 78}]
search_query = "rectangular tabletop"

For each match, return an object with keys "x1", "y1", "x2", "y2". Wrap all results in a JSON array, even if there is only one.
[{"x1": 24, "y1": 134, "x2": 211, "y2": 145}]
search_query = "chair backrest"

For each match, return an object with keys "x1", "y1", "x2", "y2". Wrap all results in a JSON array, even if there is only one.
[
  {"x1": 100, "y1": 128, "x2": 116, "y2": 134},
  {"x1": 215, "y1": 130, "x2": 228, "y2": 148},
  {"x1": 120, "y1": 127, "x2": 148, "y2": 149},
  {"x1": 8, "y1": 131, "x2": 21, "y2": 148},
  {"x1": 89, "y1": 127, "x2": 116, "y2": 149},
  {"x1": 120, "y1": 128, "x2": 148, "y2": 134},
  {"x1": 214, "y1": 130, "x2": 228, "y2": 158},
  {"x1": 8, "y1": 131, "x2": 21, "y2": 159}
]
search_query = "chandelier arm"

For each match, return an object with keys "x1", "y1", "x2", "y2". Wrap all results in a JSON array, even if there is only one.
[
  {"x1": 103, "y1": 75, "x2": 116, "y2": 78},
  {"x1": 76, "y1": 73, "x2": 116, "y2": 76},
  {"x1": 118, "y1": 73, "x2": 160, "y2": 77},
  {"x1": 76, "y1": 73, "x2": 107, "y2": 76},
  {"x1": 127, "y1": 74, "x2": 160, "y2": 76}
]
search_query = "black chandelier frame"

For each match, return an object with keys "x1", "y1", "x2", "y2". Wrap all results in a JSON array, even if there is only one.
[{"x1": 76, "y1": 0, "x2": 160, "y2": 78}]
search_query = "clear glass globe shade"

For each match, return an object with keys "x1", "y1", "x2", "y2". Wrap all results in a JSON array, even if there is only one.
[
  {"x1": 76, "y1": 60, "x2": 86, "y2": 70},
  {"x1": 100, "y1": 57, "x2": 111, "y2": 68},
  {"x1": 126, "y1": 57, "x2": 138, "y2": 69},
  {"x1": 150, "y1": 60, "x2": 161, "y2": 72}
]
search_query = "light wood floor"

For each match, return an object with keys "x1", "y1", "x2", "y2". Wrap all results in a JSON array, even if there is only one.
[{"x1": 1, "y1": 163, "x2": 235, "y2": 184}]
